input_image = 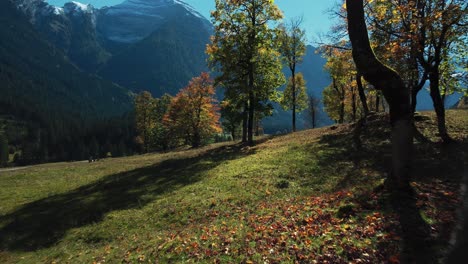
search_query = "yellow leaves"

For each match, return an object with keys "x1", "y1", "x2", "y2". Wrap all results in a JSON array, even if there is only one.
[{"x1": 205, "y1": 43, "x2": 219, "y2": 55}]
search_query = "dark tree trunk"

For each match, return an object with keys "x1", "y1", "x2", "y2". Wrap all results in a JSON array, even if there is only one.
[
  {"x1": 376, "y1": 93, "x2": 380, "y2": 112},
  {"x1": 248, "y1": 91, "x2": 255, "y2": 145},
  {"x1": 351, "y1": 86, "x2": 357, "y2": 121},
  {"x1": 242, "y1": 102, "x2": 248, "y2": 142},
  {"x1": 255, "y1": 117, "x2": 260, "y2": 136},
  {"x1": 382, "y1": 97, "x2": 386, "y2": 112},
  {"x1": 312, "y1": 108, "x2": 316, "y2": 128},
  {"x1": 429, "y1": 71, "x2": 452, "y2": 143},
  {"x1": 231, "y1": 127, "x2": 236, "y2": 141},
  {"x1": 346, "y1": 0, "x2": 413, "y2": 190},
  {"x1": 411, "y1": 86, "x2": 421, "y2": 114},
  {"x1": 192, "y1": 131, "x2": 201, "y2": 148},
  {"x1": 292, "y1": 71, "x2": 296, "y2": 132},
  {"x1": 339, "y1": 93, "x2": 345, "y2": 123},
  {"x1": 356, "y1": 73, "x2": 369, "y2": 116}
]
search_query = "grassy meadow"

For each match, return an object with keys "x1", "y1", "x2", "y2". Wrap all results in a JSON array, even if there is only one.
[{"x1": 0, "y1": 110, "x2": 467, "y2": 263}]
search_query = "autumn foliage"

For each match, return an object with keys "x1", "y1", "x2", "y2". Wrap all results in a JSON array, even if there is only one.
[{"x1": 164, "y1": 73, "x2": 222, "y2": 148}]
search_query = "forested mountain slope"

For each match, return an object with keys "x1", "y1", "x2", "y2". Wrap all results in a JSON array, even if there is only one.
[{"x1": 0, "y1": 0, "x2": 134, "y2": 162}]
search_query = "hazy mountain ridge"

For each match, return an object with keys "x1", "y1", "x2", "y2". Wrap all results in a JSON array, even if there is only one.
[
  {"x1": 11, "y1": 0, "x2": 335, "y2": 132},
  {"x1": 2, "y1": 0, "x2": 132, "y2": 119},
  {"x1": 14, "y1": 0, "x2": 213, "y2": 97}
]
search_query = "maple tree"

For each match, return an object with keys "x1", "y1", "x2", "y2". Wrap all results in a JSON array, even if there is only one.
[
  {"x1": 278, "y1": 17, "x2": 307, "y2": 132},
  {"x1": 207, "y1": 0, "x2": 285, "y2": 145},
  {"x1": 322, "y1": 47, "x2": 367, "y2": 123},
  {"x1": 366, "y1": 0, "x2": 467, "y2": 143},
  {"x1": 164, "y1": 73, "x2": 221, "y2": 148}
]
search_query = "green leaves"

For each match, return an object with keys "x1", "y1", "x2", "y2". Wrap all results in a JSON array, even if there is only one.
[
  {"x1": 280, "y1": 73, "x2": 309, "y2": 112},
  {"x1": 208, "y1": 0, "x2": 285, "y2": 142}
]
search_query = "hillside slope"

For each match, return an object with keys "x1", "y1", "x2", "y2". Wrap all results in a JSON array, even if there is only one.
[
  {"x1": 0, "y1": 0, "x2": 134, "y2": 162},
  {"x1": 98, "y1": 7, "x2": 211, "y2": 95},
  {"x1": 0, "y1": 110, "x2": 467, "y2": 263},
  {"x1": 0, "y1": 0, "x2": 132, "y2": 120}
]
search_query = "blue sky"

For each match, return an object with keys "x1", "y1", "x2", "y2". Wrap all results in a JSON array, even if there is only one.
[{"x1": 46, "y1": 0, "x2": 336, "y2": 42}]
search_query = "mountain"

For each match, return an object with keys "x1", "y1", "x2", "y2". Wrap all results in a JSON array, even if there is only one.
[
  {"x1": 96, "y1": 0, "x2": 212, "y2": 96},
  {"x1": 17, "y1": 0, "x2": 110, "y2": 72},
  {"x1": 97, "y1": 4, "x2": 211, "y2": 95},
  {"x1": 262, "y1": 46, "x2": 333, "y2": 133},
  {"x1": 1, "y1": 0, "x2": 132, "y2": 119},
  {"x1": 452, "y1": 96, "x2": 468, "y2": 109},
  {"x1": 97, "y1": 0, "x2": 211, "y2": 44},
  {"x1": 0, "y1": 0, "x2": 134, "y2": 161},
  {"x1": 16, "y1": 0, "x2": 212, "y2": 97}
]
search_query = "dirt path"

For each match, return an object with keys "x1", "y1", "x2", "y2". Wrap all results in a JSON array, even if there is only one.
[{"x1": 0, "y1": 166, "x2": 30, "y2": 173}]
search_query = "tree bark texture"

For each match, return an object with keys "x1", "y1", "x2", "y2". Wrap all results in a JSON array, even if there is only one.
[
  {"x1": 429, "y1": 71, "x2": 451, "y2": 143},
  {"x1": 242, "y1": 102, "x2": 248, "y2": 142},
  {"x1": 356, "y1": 73, "x2": 369, "y2": 116},
  {"x1": 292, "y1": 71, "x2": 297, "y2": 132},
  {"x1": 346, "y1": 0, "x2": 413, "y2": 189}
]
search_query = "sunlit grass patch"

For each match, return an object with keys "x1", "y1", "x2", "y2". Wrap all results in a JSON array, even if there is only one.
[{"x1": 0, "y1": 110, "x2": 466, "y2": 263}]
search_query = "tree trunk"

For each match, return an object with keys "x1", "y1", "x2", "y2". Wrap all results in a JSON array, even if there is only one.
[
  {"x1": 376, "y1": 93, "x2": 380, "y2": 112},
  {"x1": 411, "y1": 86, "x2": 421, "y2": 114},
  {"x1": 339, "y1": 93, "x2": 345, "y2": 124},
  {"x1": 346, "y1": 0, "x2": 413, "y2": 190},
  {"x1": 429, "y1": 71, "x2": 452, "y2": 143},
  {"x1": 255, "y1": 117, "x2": 260, "y2": 136},
  {"x1": 292, "y1": 71, "x2": 296, "y2": 132},
  {"x1": 231, "y1": 127, "x2": 236, "y2": 141},
  {"x1": 242, "y1": 102, "x2": 248, "y2": 142},
  {"x1": 192, "y1": 131, "x2": 200, "y2": 148},
  {"x1": 351, "y1": 86, "x2": 357, "y2": 121},
  {"x1": 248, "y1": 90, "x2": 255, "y2": 145},
  {"x1": 312, "y1": 108, "x2": 316, "y2": 128},
  {"x1": 356, "y1": 73, "x2": 369, "y2": 116}
]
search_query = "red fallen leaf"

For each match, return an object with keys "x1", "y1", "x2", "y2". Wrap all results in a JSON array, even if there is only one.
[{"x1": 389, "y1": 255, "x2": 400, "y2": 264}]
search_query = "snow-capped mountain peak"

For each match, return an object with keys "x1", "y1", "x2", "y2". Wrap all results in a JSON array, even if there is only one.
[
  {"x1": 98, "y1": 0, "x2": 210, "y2": 43},
  {"x1": 64, "y1": 1, "x2": 94, "y2": 14}
]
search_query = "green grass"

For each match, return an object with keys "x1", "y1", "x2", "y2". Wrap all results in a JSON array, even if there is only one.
[{"x1": 0, "y1": 110, "x2": 467, "y2": 263}]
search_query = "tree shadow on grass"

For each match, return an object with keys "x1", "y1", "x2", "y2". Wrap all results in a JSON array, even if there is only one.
[
  {"x1": 314, "y1": 115, "x2": 468, "y2": 263},
  {"x1": 0, "y1": 143, "x2": 254, "y2": 251}
]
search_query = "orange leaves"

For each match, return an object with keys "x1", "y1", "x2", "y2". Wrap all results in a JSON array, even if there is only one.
[
  {"x1": 156, "y1": 189, "x2": 404, "y2": 263},
  {"x1": 164, "y1": 72, "x2": 222, "y2": 147}
]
